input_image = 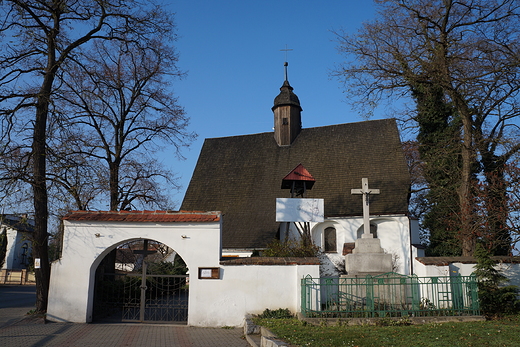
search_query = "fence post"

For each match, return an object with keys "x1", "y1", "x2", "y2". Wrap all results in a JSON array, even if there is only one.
[
  {"x1": 450, "y1": 274, "x2": 463, "y2": 310},
  {"x1": 301, "y1": 275, "x2": 313, "y2": 317},
  {"x1": 469, "y1": 274, "x2": 480, "y2": 315},
  {"x1": 410, "y1": 275, "x2": 420, "y2": 314},
  {"x1": 366, "y1": 275, "x2": 374, "y2": 317}
]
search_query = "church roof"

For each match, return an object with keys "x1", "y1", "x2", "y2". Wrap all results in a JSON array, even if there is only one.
[
  {"x1": 0, "y1": 214, "x2": 34, "y2": 233},
  {"x1": 181, "y1": 118, "x2": 410, "y2": 250}
]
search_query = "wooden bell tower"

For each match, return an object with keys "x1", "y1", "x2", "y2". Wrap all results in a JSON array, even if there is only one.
[{"x1": 272, "y1": 62, "x2": 302, "y2": 146}]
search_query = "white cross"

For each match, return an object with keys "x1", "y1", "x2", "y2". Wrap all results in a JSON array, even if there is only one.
[{"x1": 351, "y1": 178, "x2": 380, "y2": 238}]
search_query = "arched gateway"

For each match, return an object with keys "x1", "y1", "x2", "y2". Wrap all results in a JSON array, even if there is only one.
[
  {"x1": 47, "y1": 210, "x2": 222, "y2": 324},
  {"x1": 93, "y1": 239, "x2": 189, "y2": 323}
]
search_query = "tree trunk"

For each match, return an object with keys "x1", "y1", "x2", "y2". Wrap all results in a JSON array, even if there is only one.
[
  {"x1": 109, "y1": 161, "x2": 120, "y2": 211},
  {"x1": 483, "y1": 165, "x2": 510, "y2": 255},
  {"x1": 458, "y1": 104, "x2": 476, "y2": 256},
  {"x1": 33, "y1": 92, "x2": 51, "y2": 313}
]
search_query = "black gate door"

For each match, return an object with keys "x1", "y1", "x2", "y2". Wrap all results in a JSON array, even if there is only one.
[
  {"x1": 93, "y1": 240, "x2": 189, "y2": 323},
  {"x1": 94, "y1": 271, "x2": 189, "y2": 323}
]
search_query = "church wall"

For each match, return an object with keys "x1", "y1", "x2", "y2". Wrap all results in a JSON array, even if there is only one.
[
  {"x1": 2, "y1": 228, "x2": 31, "y2": 270},
  {"x1": 309, "y1": 215, "x2": 414, "y2": 276},
  {"x1": 2, "y1": 227, "x2": 18, "y2": 269}
]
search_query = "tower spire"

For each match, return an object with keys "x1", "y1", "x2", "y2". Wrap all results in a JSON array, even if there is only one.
[
  {"x1": 273, "y1": 45, "x2": 301, "y2": 147},
  {"x1": 280, "y1": 45, "x2": 293, "y2": 82}
]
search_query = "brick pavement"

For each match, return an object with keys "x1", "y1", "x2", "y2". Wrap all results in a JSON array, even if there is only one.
[
  {"x1": 0, "y1": 318, "x2": 250, "y2": 347},
  {"x1": 0, "y1": 285, "x2": 251, "y2": 346}
]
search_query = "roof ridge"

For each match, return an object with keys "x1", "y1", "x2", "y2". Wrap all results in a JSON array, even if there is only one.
[{"x1": 62, "y1": 210, "x2": 221, "y2": 222}]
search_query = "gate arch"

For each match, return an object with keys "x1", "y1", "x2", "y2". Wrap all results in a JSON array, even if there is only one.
[{"x1": 92, "y1": 238, "x2": 189, "y2": 323}]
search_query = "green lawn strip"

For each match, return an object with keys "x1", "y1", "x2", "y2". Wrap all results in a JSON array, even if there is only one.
[{"x1": 253, "y1": 316, "x2": 520, "y2": 347}]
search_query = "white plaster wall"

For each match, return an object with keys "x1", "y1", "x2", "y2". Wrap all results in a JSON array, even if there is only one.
[
  {"x1": 189, "y1": 264, "x2": 319, "y2": 327},
  {"x1": 497, "y1": 263, "x2": 520, "y2": 288},
  {"x1": 413, "y1": 260, "x2": 450, "y2": 277},
  {"x1": 449, "y1": 261, "x2": 520, "y2": 287},
  {"x1": 47, "y1": 218, "x2": 320, "y2": 327},
  {"x1": 2, "y1": 228, "x2": 31, "y2": 270},
  {"x1": 374, "y1": 217, "x2": 411, "y2": 274},
  {"x1": 47, "y1": 220, "x2": 222, "y2": 324},
  {"x1": 2, "y1": 227, "x2": 18, "y2": 269},
  {"x1": 449, "y1": 262, "x2": 477, "y2": 277},
  {"x1": 414, "y1": 259, "x2": 520, "y2": 286},
  {"x1": 309, "y1": 215, "x2": 413, "y2": 276},
  {"x1": 311, "y1": 221, "x2": 344, "y2": 277}
]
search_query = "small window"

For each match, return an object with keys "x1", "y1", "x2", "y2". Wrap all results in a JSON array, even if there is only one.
[
  {"x1": 324, "y1": 227, "x2": 337, "y2": 253},
  {"x1": 357, "y1": 224, "x2": 378, "y2": 239},
  {"x1": 21, "y1": 243, "x2": 29, "y2": 265}
]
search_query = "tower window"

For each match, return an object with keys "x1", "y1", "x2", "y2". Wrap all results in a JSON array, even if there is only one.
[
  {"x1": 324, "y1": 227, "x2": 336, "y2": 253},
  {"x1": 282, "y1": 118, "x2": 288, "y2": 125}
]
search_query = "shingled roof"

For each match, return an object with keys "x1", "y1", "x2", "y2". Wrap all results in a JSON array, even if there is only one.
[
  {"x1": 0, "y1": 214, "x2": 34, "y2": 233},
  {"x1": 181, "y1": 118, "x2": 410, "y2": 250}
]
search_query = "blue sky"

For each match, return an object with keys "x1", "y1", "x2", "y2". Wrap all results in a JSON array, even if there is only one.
[{"x1": 165, "y1": 1, "x2": 383, "y2": 207}]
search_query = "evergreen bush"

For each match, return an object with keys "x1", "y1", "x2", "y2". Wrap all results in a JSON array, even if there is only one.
[{"x1": 473, "y1": 244, "x2": 519, "y2": 318}]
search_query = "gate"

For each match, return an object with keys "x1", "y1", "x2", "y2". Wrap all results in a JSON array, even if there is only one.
[
  {"x1": 94, "y1": 272, "x2": 188, "y2": 323},
  {"x1": 93, "y1": 239, "x2": 189, "y2": 323}
]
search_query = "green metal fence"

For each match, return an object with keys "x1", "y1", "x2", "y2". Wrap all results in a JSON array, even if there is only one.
[{"x1": 301, "y1": 272, "x2": 480, "y2": 318}]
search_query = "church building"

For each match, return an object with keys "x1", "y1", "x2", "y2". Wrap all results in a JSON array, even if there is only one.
[{"x1": 181, "y1": 64, "x2": 423, "y2": 276}]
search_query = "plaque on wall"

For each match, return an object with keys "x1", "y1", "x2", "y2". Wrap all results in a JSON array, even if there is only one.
[{"x1": 198, "y1": 267, "x2": 220, "y2": 279}]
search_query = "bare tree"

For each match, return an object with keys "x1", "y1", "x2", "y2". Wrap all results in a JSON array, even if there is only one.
[
  {"x1": 58, "y1": 39, "x2": 194, "y2": 211},
  {"x1": 0, "y1": 0, "x2": 181, "y2": 312},
  {"x1": 334, "y1": 0, "x2": 520, "y2": 255}
]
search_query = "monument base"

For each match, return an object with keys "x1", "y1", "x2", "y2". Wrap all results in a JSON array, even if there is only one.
[{"x1": 345, "y1": 237, "x2": 392, "y2": 275}]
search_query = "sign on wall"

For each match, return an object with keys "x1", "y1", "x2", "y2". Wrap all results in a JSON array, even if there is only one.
[
  {"x1": 276, "y1": 198, "x2": 324, "y2": 222},
  {"x1": 198, "y1": 267, "x2": 220, "y2": 279}
]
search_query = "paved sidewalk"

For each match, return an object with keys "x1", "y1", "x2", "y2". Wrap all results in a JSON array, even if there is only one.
[
  {"x1": 0, "y1": 285, "x2": 250, "y2": 347},
  {"x1": 0, "y1": 319, "x2": 250, "y2": 347},
  {"x1": 0, "y1": 284, "x2": 36, "y2": 328}
]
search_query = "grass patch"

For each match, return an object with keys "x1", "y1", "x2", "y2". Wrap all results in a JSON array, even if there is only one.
[{"x1": 253, "y1": 315, "x2": 520, "y2": 346}]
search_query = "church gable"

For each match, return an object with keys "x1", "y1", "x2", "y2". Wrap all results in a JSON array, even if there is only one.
[{"x1": 181, "y1": 118, "x2": 410, "y2": 250}]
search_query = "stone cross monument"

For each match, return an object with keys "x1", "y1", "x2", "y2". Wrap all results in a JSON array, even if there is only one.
[
  {"x1": 345, "y1": 178, "x2": 392, "y2": 275},
  {"x1": 351, "y1": 178, "x2": 380, "y2": 238}
]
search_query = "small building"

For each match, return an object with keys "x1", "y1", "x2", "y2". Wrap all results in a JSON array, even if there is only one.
[{"x1": 1, "y1": 214, "x2": 33, "y2": 270}]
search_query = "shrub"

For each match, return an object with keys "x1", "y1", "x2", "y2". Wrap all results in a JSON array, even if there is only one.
[
  {"x1": 473, "y1": 243, "x2": 519, "y2": 318},
  {"x1": 262, "y1": 239, "x2": 320, "y2": 257},
  {"x1": 256, "y1": 308, "x2": 293, "y2": 319}
]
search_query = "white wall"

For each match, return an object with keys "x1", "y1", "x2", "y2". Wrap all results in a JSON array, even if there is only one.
[
  {"x1": 47, "y1": 218, "x2": 320, "y2": 327},
  {"x1": 413, "y1": 260, "x2": 450, "y2": 277},
  {"x1": 2, "y1": 227, "x2": 31, "y2": 270},
  {"x1": 414, "y1": 259, "x2": 520, "y2": 287},
  {"x1": 48, "y1": 219, "x2": 223, "y2": 324},
  {"x1": 310, "y1": 215, "x2": 414, "y2": 276},
  {"x1": 190, "y1": 264, "x2": 319, "y2": 327}
]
